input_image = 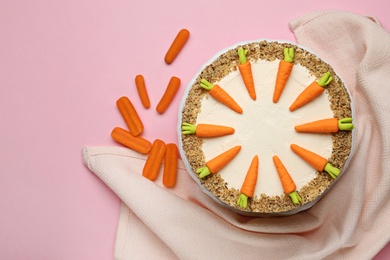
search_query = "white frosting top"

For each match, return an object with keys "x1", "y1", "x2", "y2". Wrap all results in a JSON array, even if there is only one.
[{"x1": 197, "y1": 60, "x2": 333, "y2": 196}]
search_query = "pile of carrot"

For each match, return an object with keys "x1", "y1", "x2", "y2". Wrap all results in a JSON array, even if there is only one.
[
  {"x1": 111, "y1": 127, "x2": 179, "y2": 186},
  {"x1": 108, "y1": 28, "x2": 193, "y2": 188},
  {"x1": 141, "y1": 140, "x2": 179, "y2": 187}
]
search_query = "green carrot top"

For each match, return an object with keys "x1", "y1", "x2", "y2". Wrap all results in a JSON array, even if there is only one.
[
  {"x1": 182, "y1": 122, "x2": 196, "y2": 135},
  {"x1": 200, "y1": 79, "x2": 214, "y2": 90},
  {"x1": 284, "y1": 47, "x2": 294, "y2": 63},
  {"x1": 324, "y1": 163, "x2": 341, "y2": 179},
  {"x1": 237, "y1": 193, "x2": 249, "y2": 208},
  {"x1": 237, "y1": 47, "x2": 248, "y2": 64},
  {"x1": 289, "y1": 191, "x2": 302, "y2": 205},
  {"x1": 318, "y1": 72, "x2": 333, "y2": 87},
  {"x1": 196, "y1": 166, "x2": 211, "y2": 178},
  {"x1": 338, "y1": 118, "x2": 354, "y2": 131}
]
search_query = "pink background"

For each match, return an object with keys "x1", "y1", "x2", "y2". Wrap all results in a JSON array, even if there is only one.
[{"x1": 1, "y1": 0, "x2": 389, "y2": 259}]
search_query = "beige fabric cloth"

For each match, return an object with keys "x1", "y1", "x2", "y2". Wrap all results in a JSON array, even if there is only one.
[{"x1": 82, "y1": 10, "x2": 390, "y2": 259}]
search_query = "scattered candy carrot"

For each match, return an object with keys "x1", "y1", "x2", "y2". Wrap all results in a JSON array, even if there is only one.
[
  {"x1": 116, "y1": 96, "x2": 144, "y2": 136},
  {"x1": 295, "y1": 118, "x2": 354, "y2": 133},
  {"x1": 237, "y1": 155, "x2": 259, "y2": 208},
  {"x1": 272, "y1": 155, "x2": 301, "y2": 204},
  {"x1": 164, "y1": 28, "x2": 190, "y2": 64},
  {"x1": 290, "y1": 143, "x2": 340, "y2": 178},
  {"x1": 273, "y1": 48, "x2": 294, "y2": 103},
  {"x1": 200, "y1": 79, "x2": 243, "y2": 114},
  {"x1": 156, "y1": 76, "x2": 181, "y2": 114},
  {"x1": 111, "y1": 127, "x2": 152, "y2": 154},
  {"x1": 142, "y1": 139, "x2": 166, "y2": 181},
  {"x1": 135, "y1": 74, "x2": 150, "y2": 109},
  {"x1": 237, "y1": 47, "x2": 256, "y2": 100},
  {"x1": 181, "y1": 122, "x2": 235, "y2": 137},
  {"x1": 289, "y1": 72, "x2": 333, "y2": 111},
  {"x1": 163, "y1": 143, "x2": 178, "y2": 188},
  {"x1": 196, "y1": 145, "x2": 241, "y2": 178}
]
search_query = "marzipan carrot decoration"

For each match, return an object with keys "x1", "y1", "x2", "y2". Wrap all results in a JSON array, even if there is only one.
[
  {"x1": 200, "y1": 79, "x2": 243, "y2": 114},
  {"x1": 143, "y1": 139, "x2": 166, "y2": 181},
  {"x1": 116, "y1": 96, "x2": 144, "y2": 136},
  {"x1": 163, "y1": 143, "x2": 178, "y2": 188},
  {"x1": 295, "y1": 118, "x2": 354, "y2": 133},
  {"x1": 237, "y1": 155, "x2": 259, "y2": 209},
  {"x1": 135, "y1": 74, "x2": 151, "y2": 109},
  {"x1": 156, "y1": 76, "x2": 181, "y2": 114},
  {"x1": 164, "y1": 28, "x2": 190, "y2": 64},
  {"x1": 290, "y1": 143, "x2": 340, "y2": 178},
  {"x1": 111, "y1": 127, "x2": 152, "y2": 154},
  {"x1": 181, "y1": 122, "x2": 235, "y2": 137},
  {"x1": 289, "y1": 72, "x2": 333, "y2": 111},
  {"x1": 237, "y1": 47, "x2": 256, "y2": 100},
  {"x1": 272, "y1": 155, "x2": 301, "y2": 205},
  {"x1": 273, "y1": 47, "x2": 294, "y2": 103},
  {"x1": 196, "y1": 145, "x2": 241, "y2": 178}
]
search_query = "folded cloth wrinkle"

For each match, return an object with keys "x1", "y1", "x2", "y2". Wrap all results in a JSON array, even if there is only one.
[
  {"x1": 291, "y1": 9, "x2": 390, "y2": 259},
  {"x1": 83, "y1": 10, "x2": 390, "y2": 260}
]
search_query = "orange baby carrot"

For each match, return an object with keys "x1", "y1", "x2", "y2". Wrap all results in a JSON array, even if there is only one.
[
  {"x1": 272, "y1": 155, "x2": 301, "y2": 204},
  {"x1": 206, "y1": 145, "x2": 241, "y2": 174},
  {"x1": 163, "y1": 143, "x2": 178, "y2": 188},
  {"x1": 156, "y1": 76, "x2": 181, "y2": 114},
  {"x1": 135, "y1": 74, "x2": 150, "y2": 109},
  {"x1": 111, "y1": 127, "x2": 152, "y2": 154},
  {"x1": 290, "y1": 144, "x2": 328, "y2": 172},
  {"x1": 181, "y1": 122, "x2": 235, "y2": 137},
  {"x1": 116, "y1": 96, "x2": 144, "y2": 136},
  {"x1": 289, "y1": 72, "x2": 332, "y2": 111},
  {"x1": 142, "y1": 139, "x2": 166, "y2": 181},
  {"x1": 237, "y1": 48, "x2": 256, "y2": 100},
  {"x1": 196, "y1": 145, "x2": 241, "y2": 178},
  {"x1": 200, "y1": 79, "x2": 243, "y2": 114},
  {"x1": 237, "y1": 155, "x2": 259, "y2": 208},
  {"x1": 295, "y1": 118, "x2": 339, "y2": 133},
  {"x1": 240, "y1": 155, "x2": 259, "y2": 198},
  {"x1": 164, "y1": 28, "x2": 190, "y2": 64},
  {"x1": 273, "y1": 48, "x2": 294, "y2": 103}
]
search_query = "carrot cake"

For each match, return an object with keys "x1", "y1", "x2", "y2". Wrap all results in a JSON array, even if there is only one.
[{"x1": 178, "y1": 40, "x2": 354, "y2": 216}]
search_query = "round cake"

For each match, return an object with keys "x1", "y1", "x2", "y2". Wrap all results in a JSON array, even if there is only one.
[{"x1": 178, "y1": 40, "x2": 354, "y2": 216}]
